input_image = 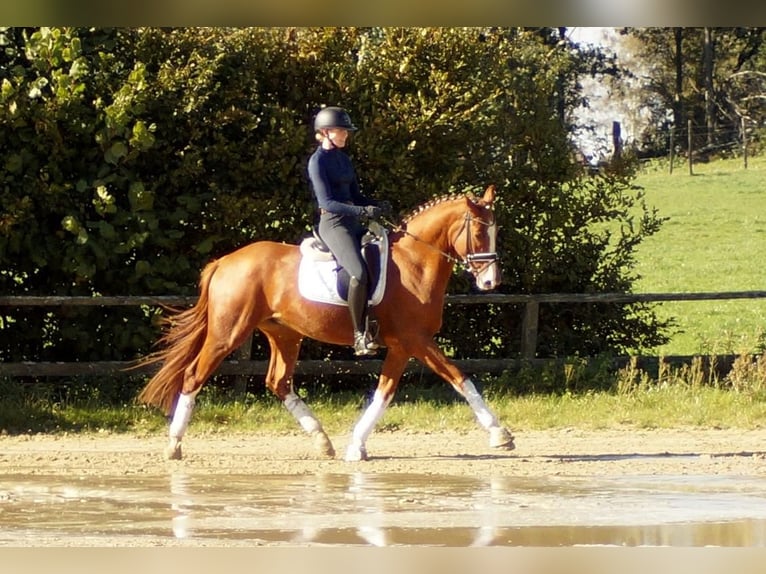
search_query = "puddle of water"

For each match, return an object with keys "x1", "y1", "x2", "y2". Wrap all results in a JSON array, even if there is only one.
[{"x1": 1, "y1": 473, "x2": 765, "y2": 546}]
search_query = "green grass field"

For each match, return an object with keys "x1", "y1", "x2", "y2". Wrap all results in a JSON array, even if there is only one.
[{"x1": 632, "y1": 155, "x2": 766, "y2": 356}]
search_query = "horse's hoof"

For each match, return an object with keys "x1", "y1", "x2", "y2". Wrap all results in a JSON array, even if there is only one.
[
  {"x1": 489, "y1": 427, "x2": 515, "y2": 450},
  {"x1": 164, "y1": 444, "x2": 183, "y2": 460},
  {"x1": 313, "y1": 432, "x2": 336, "y2": 459},
  {"x1": 344, "y1": 444, "x2": 369, "y2": 462}
]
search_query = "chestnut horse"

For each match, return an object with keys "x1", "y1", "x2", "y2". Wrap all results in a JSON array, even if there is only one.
[{"x1": 137, "y1": 185, "x2": 515, "y2": 461}]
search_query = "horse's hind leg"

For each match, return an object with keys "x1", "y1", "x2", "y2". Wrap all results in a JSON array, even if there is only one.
[
  {"x1": 163, "y1": 336, "x2": 231, "y2": 460},
  {"x1": 262, "y1": 325, "x2": 335, "y2": 458},
  {"x1": 165, "y1": 311, "x2": 257, "y2": 459},
  {"x1": 166, "y1": 389, "x2": 197, "y2": 460}
]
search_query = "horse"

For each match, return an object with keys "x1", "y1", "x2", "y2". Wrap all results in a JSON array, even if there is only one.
[{"x1": 137, "y1": 184, "x2": 515, "y2": 461}]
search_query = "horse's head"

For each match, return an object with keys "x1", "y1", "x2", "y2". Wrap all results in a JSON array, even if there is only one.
[
  {"x1": 397, "y1": 185, "x2": 501, "y2": 291},
  {"x1": 455, "y1": 185, "x2": 501, "y2": 291}
]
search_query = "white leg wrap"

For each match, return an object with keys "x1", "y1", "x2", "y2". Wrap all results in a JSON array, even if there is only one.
[
  {"x1": 350, "y1": 390, "x2": 391, "y2": 448},
  {"x1": 169, "y1": 392, "x2": 196, "y2": 439},
  {"x1": 461, "y1": 379, "x2": 499, "y2": 430},
  {"x1": 284, "y1": 391, "x2": 322, "y2": 434}
]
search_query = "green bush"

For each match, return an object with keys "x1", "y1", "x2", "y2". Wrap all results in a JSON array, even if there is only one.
[{"x1": 0, "y1": 28, "x2": 667, "y2": 381}]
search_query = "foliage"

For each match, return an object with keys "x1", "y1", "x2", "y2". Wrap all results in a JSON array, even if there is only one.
[
  {"x1": 620, "y1": 27, "x2": 766, "y2": 157},
  {"x1": 0, "y1": 27, "x2": 666, "y2": 377}
]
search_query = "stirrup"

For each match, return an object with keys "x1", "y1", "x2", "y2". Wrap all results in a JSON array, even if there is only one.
[
  {"x1": 364, "y1": 333, "x2": 380, "y2": 350},
  {"x1": 353, "y1": 332, "x2": 377, "y2": 356},
  {"x1": 365, "y1": 317, "x2": 380, "y2": 350}
]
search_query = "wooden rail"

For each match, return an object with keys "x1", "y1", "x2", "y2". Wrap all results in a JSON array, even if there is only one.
[{"x1": 1, "y1": 291, "x2": 765, "y2": 377}]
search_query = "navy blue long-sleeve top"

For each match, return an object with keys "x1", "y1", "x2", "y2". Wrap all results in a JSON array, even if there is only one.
[{"x1": 308, "y1": 146, "x2": 376, "y2": 217}]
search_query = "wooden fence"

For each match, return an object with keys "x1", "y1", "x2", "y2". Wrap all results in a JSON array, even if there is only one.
[{"x1": 1, "y1": 291, "x2": 765, "y2": 378}]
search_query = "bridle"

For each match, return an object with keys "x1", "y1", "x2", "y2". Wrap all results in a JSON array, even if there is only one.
[
  {"x1": 456, "y1": 210, "x2": 499, "y2": 277},
  {"x1": 381, "y1": 207, "x2": 499, "y2": 278}
]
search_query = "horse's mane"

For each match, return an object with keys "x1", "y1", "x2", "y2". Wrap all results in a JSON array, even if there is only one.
[{"x1": 401, "y1": 192, "x2": 471, "y2": 224}]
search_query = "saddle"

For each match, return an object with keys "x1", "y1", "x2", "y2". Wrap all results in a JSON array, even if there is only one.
[{"x1": 298, "y1": 221, "x2": 389, "y2": 307}]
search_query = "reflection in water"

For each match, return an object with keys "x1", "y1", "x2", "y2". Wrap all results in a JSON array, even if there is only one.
[
  {"x1": 163, "y1": 473, "x2": 766, "y2": 546},
  {"x1": 2, "y1": 473, "x2": 766, "y2": 546},
  {"x1": 348, "y1": 472, "x2": 390, "y2": 546},
  {"x1": 170, "y1": 473, "x2": 192, "y2": 539}
]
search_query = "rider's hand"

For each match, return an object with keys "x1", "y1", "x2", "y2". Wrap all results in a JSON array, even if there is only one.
[{"x1": 361, "y1": 205, "x2": 383, "y2": 219}]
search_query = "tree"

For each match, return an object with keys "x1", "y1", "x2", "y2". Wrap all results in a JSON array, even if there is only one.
[{"x1": 622, "y1": 27, "x2": 766, "y2": 156}]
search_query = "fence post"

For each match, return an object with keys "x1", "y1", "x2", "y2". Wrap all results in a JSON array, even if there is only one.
[
  {"x1": 520, "y1": 300, "x2": 539, "y2": 360},
  {"x1": 669, "y1": 126, "x2": 674, "y2": 174},
  {"x1": 688, "y1": 119, "x2": 694, "y2": 176},
  {"x1": 742, "y1": 115, "x2": 748, "y2": 169}
]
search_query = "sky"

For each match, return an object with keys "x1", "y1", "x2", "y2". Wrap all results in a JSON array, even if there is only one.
[
  {"x1": 568, "y1": 26, "x2": 613, "y2": 47},
  {"x1": 566, "y1": 27, "x2": 646, "y2": 162}
]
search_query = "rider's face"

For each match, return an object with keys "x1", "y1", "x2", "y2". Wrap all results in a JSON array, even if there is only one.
[{"x1": 325, "y1": 128, "x2": 349, "y2": 148}]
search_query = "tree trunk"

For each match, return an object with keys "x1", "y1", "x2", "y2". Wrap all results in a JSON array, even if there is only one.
[
  {"x1": 673, "y1": 28, "x2": 684, "y2": 134},
  {"x1": 703, "y1": 27, "x2": 715, "y2": 147}
]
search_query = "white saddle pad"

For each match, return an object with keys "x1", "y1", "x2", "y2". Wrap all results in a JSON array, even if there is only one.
[{"x1": 298, "y1": 227, "x2": 388, "y2": 307}]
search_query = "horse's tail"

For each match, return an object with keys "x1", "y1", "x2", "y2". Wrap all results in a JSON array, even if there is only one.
[{"x1": 136, "y1": 260, "x2": 219, "y2": 415}]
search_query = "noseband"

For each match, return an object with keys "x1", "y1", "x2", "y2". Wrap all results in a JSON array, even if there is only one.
[{"x1": 455, "y1": 211, "x2": 499, "y2": 277}]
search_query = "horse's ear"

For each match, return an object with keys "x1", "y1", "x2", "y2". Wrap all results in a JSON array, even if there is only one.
[{"x1": 482, "y1": 185, "x2": 496, "y2": 205}]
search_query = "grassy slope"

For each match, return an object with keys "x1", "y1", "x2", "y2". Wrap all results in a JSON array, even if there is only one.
[{"x1": 632, "y1": 155, "x2": 766, "y2": 356}]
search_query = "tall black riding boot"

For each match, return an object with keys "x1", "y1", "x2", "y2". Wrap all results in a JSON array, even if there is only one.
[{"x1": 348, "y1": 277, "x2": 376, "y2": 356}]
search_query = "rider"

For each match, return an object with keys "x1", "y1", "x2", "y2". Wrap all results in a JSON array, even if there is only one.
[{"x1": 307, "y1": 106, "x2": 391, "y2": 356}]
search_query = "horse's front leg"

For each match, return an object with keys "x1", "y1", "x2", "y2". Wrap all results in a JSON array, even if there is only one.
[
  {"x1": 415, "y1": 339, "x2": 515, "y2": 451},
  {"x1": 263, "y1": 328, "x2": 335, "y2": 458},
  {"x1": 345, "y1": 347, "x2": 409, "y2": 461}
]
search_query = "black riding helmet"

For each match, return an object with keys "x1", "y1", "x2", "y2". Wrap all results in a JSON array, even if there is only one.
[{"x1": 314, "y1": 106, "x2": 358, "y2": 132}]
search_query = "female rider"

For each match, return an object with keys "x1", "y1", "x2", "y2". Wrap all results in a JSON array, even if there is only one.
[{"x1": 307, "y1": 106, "x2": 391, "y2": 356}]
